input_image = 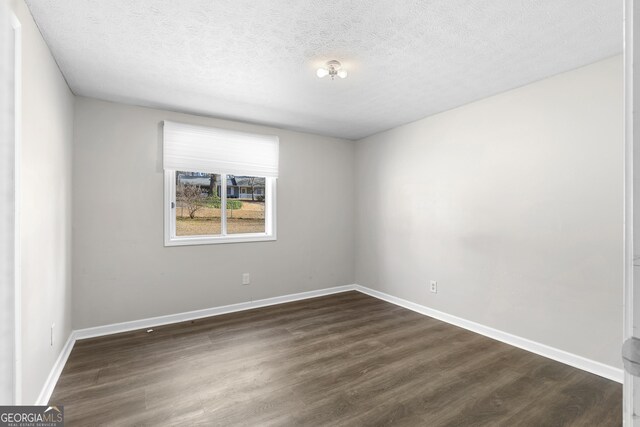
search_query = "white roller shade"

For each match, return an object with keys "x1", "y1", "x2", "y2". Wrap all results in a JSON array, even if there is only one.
[{"x1": 163, "y1": 121, "x2": 279, "y2": 178}]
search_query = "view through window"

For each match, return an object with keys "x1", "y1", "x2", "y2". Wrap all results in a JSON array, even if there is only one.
[{"x1": 175, "y1": 171, "x2": 265, "y2": 237}]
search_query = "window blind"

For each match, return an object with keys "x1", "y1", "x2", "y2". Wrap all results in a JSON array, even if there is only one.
[{"x1": 163, "y1": 121, "x2": 279, "y2": 178}]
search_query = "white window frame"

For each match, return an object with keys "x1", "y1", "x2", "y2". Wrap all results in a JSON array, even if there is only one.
[{"x1": 164, "y1": 171, "x2": 277, "y2": 246}]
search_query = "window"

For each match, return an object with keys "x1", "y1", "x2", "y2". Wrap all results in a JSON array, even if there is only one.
[
  {"x1": 164, "y1": 121, "x2": 278, "y2": 246},
  {"x1": 175, "y1": 172, "x2": 222, "y2": 236}
]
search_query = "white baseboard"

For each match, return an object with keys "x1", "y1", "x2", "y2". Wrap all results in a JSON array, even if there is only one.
[
  {"x1": 74, "y1": 285, "x2": 357, "y2": 340},
  {"x1": 37, "y1": 285, "x2": 356, "y2": 404},
  {"x1": 36, "y1": 282, "x2": 622, "y2": 404},
  {"x1": 36, "y1": 330, "x2": 76, "y2": 405},
  {"x1": 354, "y1": 284, "x2": 623, "y2": 383}
]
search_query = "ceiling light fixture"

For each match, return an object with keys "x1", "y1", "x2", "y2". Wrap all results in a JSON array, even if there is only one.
[{"x1": 317, "y1": 60, "x2": 348, "y2": 80}]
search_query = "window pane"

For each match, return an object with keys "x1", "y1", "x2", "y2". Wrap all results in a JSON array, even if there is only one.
[
  {"x1": 175, "y1": 171, "x2": 222, "y2": 236},
  {"x1": 227, "y1": 175, "x2": 266, "y2": 234}
]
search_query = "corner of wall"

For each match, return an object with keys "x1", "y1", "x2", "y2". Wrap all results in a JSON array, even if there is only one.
[{"x1": 13, "y1": 0, "x2": 76, "y2": 404}]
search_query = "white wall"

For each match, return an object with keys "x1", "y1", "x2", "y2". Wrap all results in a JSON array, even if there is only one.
[
  {"x1": 72, "y1": 97, "x2": 355, "y2": 329},
  {"x1": 0, "y1": 1, "x2": 16, "y2": 405},
  {"x1": 355, "y1": 56, "x2": 623, "y2": 368},
  {"x1": 11, "y1": 0, "x2": 74, "y2": 403}
]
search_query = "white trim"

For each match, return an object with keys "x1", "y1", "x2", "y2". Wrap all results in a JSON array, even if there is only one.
[
  {"x1": 36, "y1": 285, "x2": 355, "y2": 404},
  {"x1": 163, "y1": 169, "x2": 173, "y2": 246},
  {"x1": 267, "y1": 176, "x2": 277, "y2": 239},
  {"x1": 165, "y1": 233, "x2": 276, "y2": 246},
  {"x1": 624, "y1": 0, "x2": 635, "y2": 423},
  {"x1": 74, "y1": 285, "x2": 355, "y2": 340},
  {"x1": 11, "y1": 12, "x2": 22, "y2": 405},
  {"x1": 354, "y1": 285, "x2": 623, "y2": 383},
  {"x1": 37, "y1": 283, "x2": 623, "y2": 406},
  {"x1": 221, "y1": 173, "x2": 228, "y2": 236},
  {"x1": 35, "y1": 331, "x2": 75, "y2": 405}
]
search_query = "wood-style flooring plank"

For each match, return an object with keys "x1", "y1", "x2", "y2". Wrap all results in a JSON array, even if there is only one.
[{"x1": 49, "y1": 291, "x2": 622, "y2": 426}]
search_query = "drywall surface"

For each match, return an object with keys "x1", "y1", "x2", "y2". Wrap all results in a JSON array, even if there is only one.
[
  {"x1": 0, "y1": 0, "x2": 16, "y2": 405},
  {"x1": 72, "y1": 98, "x2": 355, "y2": 329},
  {"x1": 355, "y1": 56, "x2": 623, "y2": 368},
  {"x1": 12, "y1": 0, "x2": 74, "y2": 403},
  {"x1": 23, "y1": 0, "x2": 621, "y2": 140}
]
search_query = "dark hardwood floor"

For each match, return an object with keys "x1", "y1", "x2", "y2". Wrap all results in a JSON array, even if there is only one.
[{"x1": 50, "y1": 291, "x2": 622, "y2": 426}]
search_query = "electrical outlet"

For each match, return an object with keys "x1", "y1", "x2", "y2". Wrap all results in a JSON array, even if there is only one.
[
  {"x1": 430, "y1": 280, "x2": 438, "y2": 293},
  {"x1": 242, "y1": 273, "x2": 251, "y2": 285},
  {"x1": 50, "y1": 323, "x2": 55, "y2": 346}
]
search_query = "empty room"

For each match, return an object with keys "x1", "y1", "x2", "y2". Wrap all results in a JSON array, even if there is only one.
[{"x1": 3, "y1": 0, "x2": 639, "y2": 425}]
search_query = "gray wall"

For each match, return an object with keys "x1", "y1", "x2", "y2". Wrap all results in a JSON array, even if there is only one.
[
  {"x1": 354, "y1": 56, "x2": 623, "y2": 368},
  {"x1": 72, "y1": 97, "x2": 355, "y2": 329},
  {"x1": 12, "y1": 0, "x2": 74, "y2": 403},
  {"x1": 10, "y1": 1, "x2": 624, "y2": 398}
]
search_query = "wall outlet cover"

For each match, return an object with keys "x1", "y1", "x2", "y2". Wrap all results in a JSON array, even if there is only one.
[{"x1": 430, "y1": 280, "x2": 438, "y2": 293}]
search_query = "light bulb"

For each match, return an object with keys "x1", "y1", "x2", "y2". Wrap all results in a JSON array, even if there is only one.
[
  {"x1": 337, "y1": 69, "x2": 348, "y2": 79},
  {"x1": 316, "y1": 68, "x2": 329, "y2": 78}
]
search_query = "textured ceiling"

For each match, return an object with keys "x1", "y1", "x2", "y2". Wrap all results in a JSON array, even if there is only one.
[{"x1": 25, "y1": 0, "x2": 621, "y2": 140}]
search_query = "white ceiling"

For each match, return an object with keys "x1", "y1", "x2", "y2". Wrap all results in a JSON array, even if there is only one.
[{"x1": 25, "y1": 0, "x2": 622, "y2": 140}]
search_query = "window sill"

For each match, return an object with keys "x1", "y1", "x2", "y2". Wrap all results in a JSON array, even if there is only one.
[{"x1": 165, "y1": 233, "x2": 276, "y2": 247}]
